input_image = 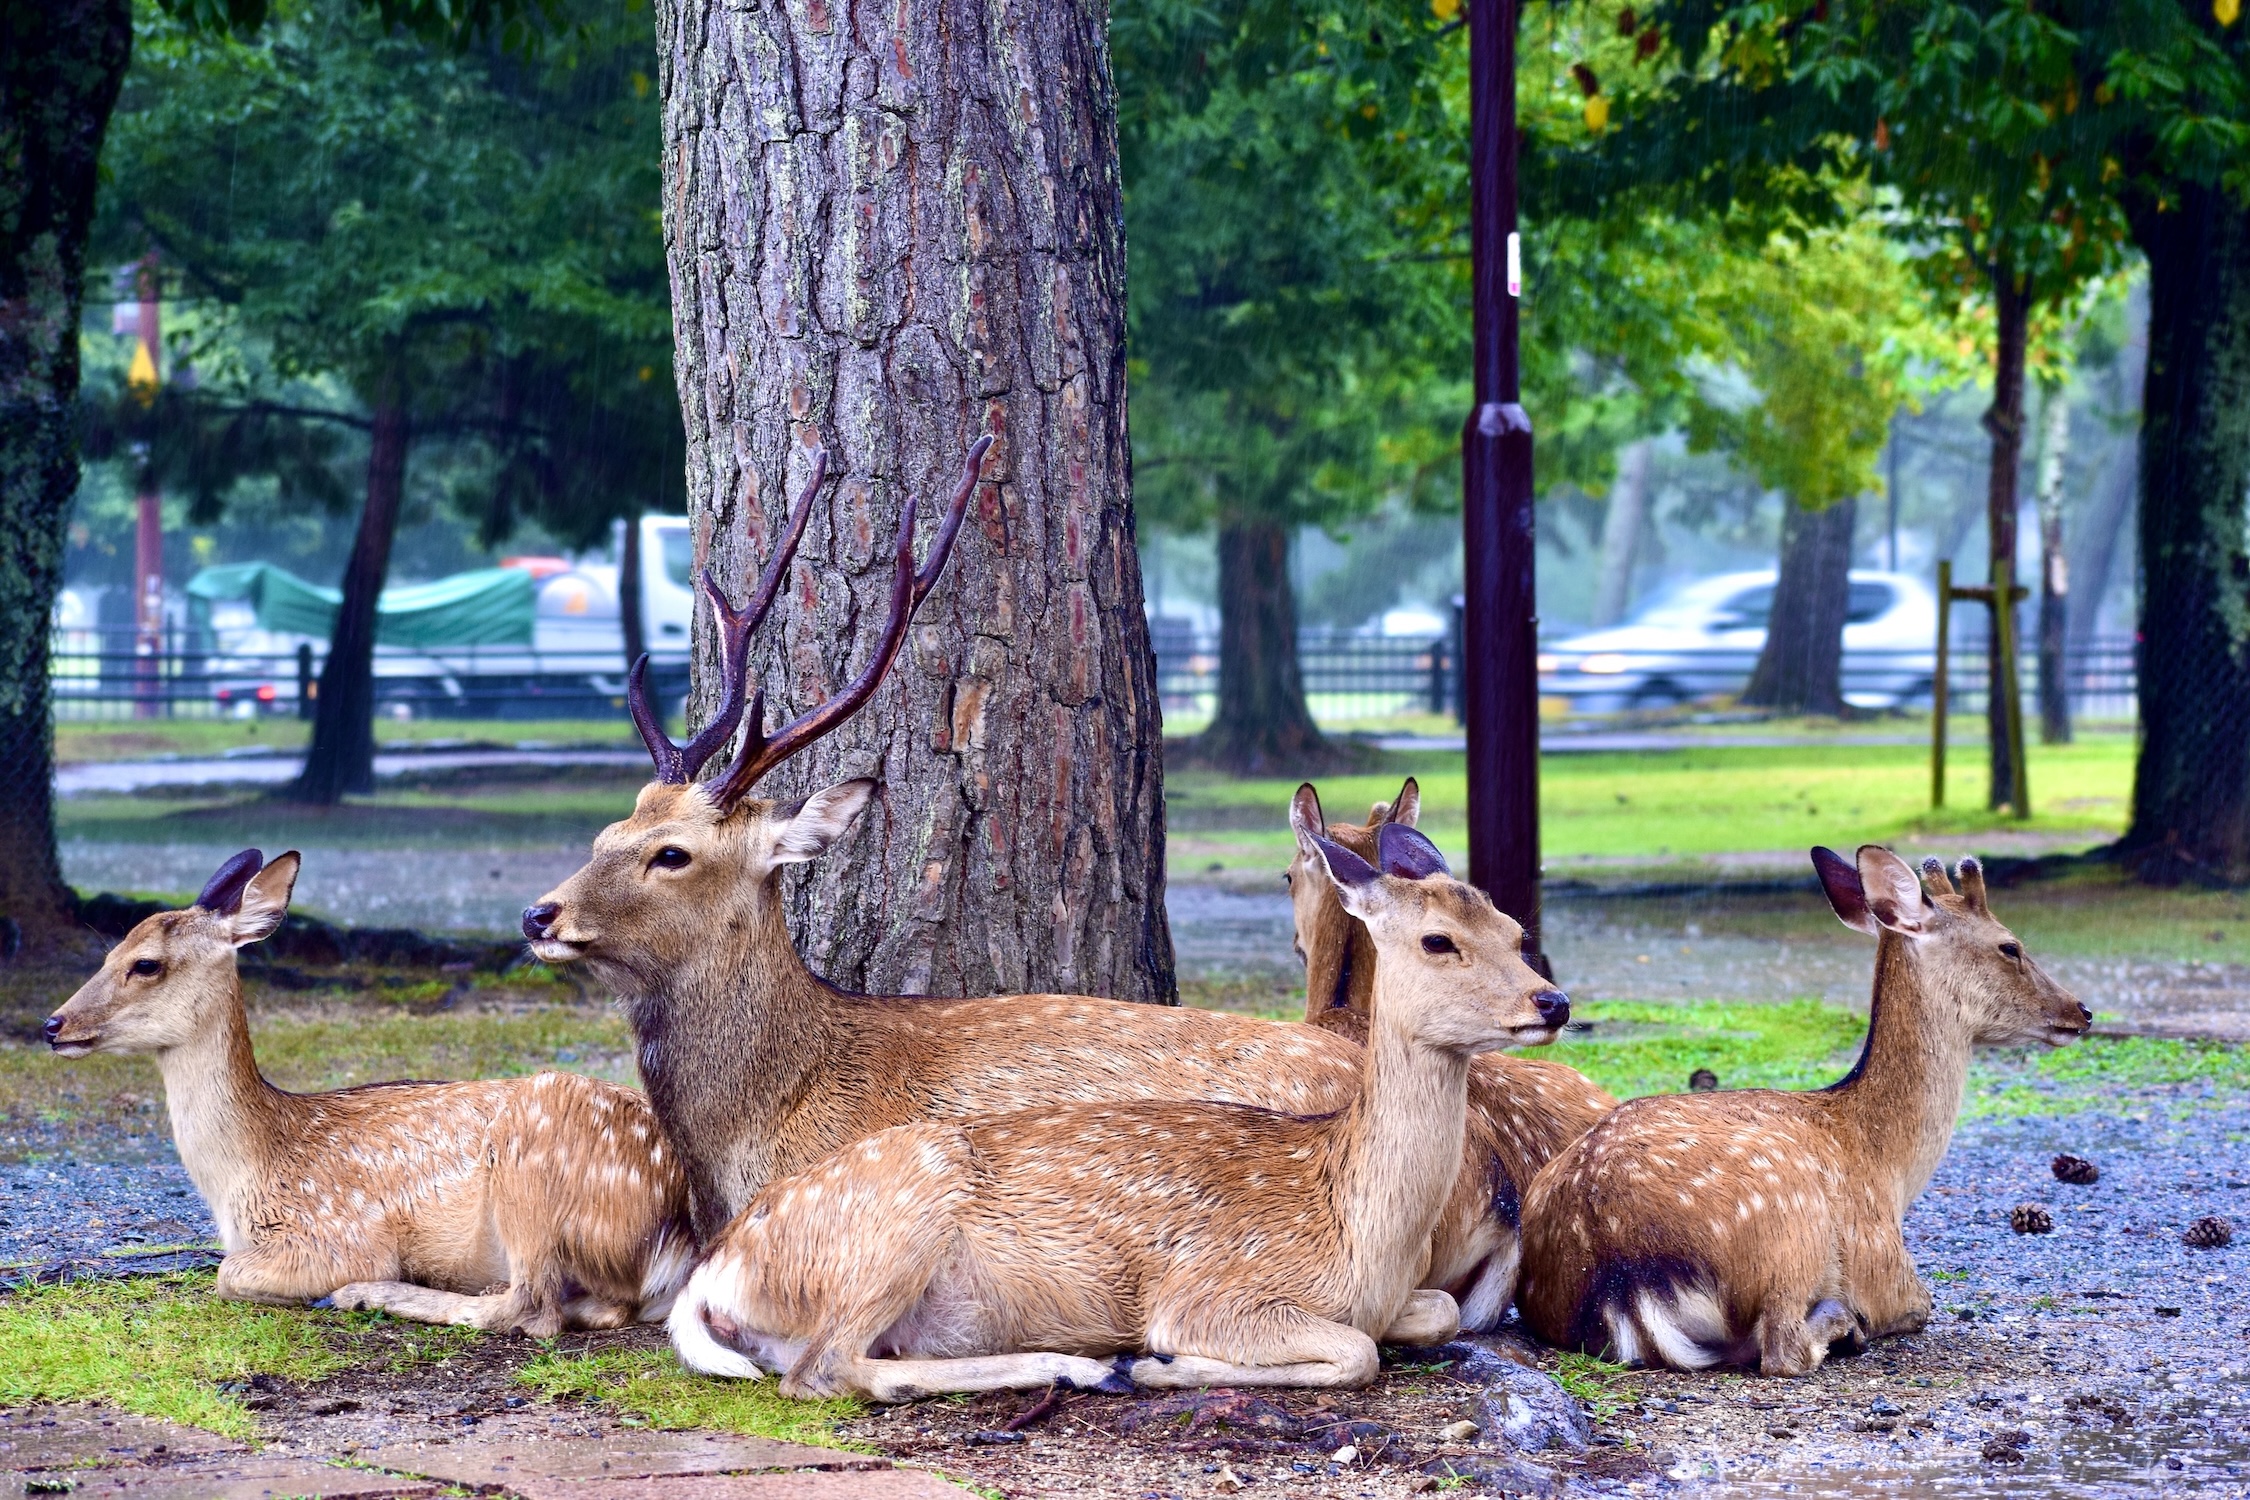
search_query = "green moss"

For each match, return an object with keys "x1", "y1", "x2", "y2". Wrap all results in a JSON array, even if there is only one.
[
  {"x1": 1966, "y1": 1033, "x2": 2250, "y2": 1119},
  {"x1": 0, "y1": 1273, "x2": 348, "y2": 1439},
  {"x1": 1548, "y1": 1000, "x2": 1869, "y2": 1100},
  {"x1": 1549, "y1": 1351, "x2": 1633, "y2": 1420},
  {"x1": 514, "y1": 1348, "x2": 862, "y2": 1447}
]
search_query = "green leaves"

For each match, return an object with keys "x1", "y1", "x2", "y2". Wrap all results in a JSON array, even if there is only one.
[{"x1": 157, "y1": 0, "x2": 572, "y2": 52}]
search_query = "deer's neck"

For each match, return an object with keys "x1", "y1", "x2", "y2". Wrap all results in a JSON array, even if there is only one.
[
  {"x1": 619, "y1": 881, "x2": 834, "y2": 1234},
  {"x1": 1329, "y1": 1003, "x2": 1471, "y2": 1332},
  {"x1": 153, "y1": 985, "x2": 296, "y2": 1251},
  {"x1": 1826, "y1": 933, "x2": 1972, "y2": 1213}
]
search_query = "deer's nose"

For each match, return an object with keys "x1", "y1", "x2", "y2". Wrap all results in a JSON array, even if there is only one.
[
  {"x1": 2077, "y1": 1003, "x2": 2093, "y2": 1027},
  {"x1": 521, "y1": 903, "x2": 560, "y2": 942},
  {"x1": 1533, "y1": 990, "x2": 1571, "y2": 1029},
  {"x1": 41, "y1": 1015, "x2": 64, "y2": 1046}
]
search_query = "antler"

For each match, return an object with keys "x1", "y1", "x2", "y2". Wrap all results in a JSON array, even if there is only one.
[
  {"x1": 706, "y1": 434, "x2": 990, "y2": 811},
  {"x1": 629, "y1": 450, "x2": 827, "y2": 784}
]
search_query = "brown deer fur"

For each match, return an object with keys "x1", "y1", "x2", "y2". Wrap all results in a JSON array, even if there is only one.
[
  {"x1": 47, "y1": 851, "x2": 692, "y2": 1335},
  {"x1": 666, "y1": 830, "x2": 1547, "y2": 1401},
  {"x1": 1516, "y1": 846, "x2": 2091, "y2": 1375},
  {"x1": 523, "y1": 444, "x2": 1572, "y2": 1328},
  {"x1": 1287, "y1": 779, "x2": 1617, "y2": 1324}
]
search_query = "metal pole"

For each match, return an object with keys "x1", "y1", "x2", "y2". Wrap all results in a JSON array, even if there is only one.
[
  {"x1": 1462, "y1": 0, "x2": 1544, "y2": 971},
  {"x1": 1932, "y1": 560, "x2": 1950, "y2": 809}
]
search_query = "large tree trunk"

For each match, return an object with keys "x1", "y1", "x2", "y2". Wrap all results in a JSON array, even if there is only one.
[
  {"x1": 1982, "y1": 268, "x2": 2032, "y2": 811},
  {"x1": 295, "y1": 403, "x2": 407, "y2": 804},
  {"x1": 1194, "y1": 516, "x2": 1330, "y2": 774},
  {"x1": 2119, "y1": 184, "x2": 2250, "y2": 882},
  {"x1": 1741, "y1": 495, "x2": 1855, "y2": 716},
  {"x1": 0, "y1": 0, "x2": 132, "y2": 952},
  {"x1": 1590, "y1": 437, "x2": 1652, "y2": 627},
  {"x1": 656, "y1": 0, "x2": 1174, "y2": 1002},
  {"x1": 2033, "y1": 382, "x2": 2071, "y2": 744}
]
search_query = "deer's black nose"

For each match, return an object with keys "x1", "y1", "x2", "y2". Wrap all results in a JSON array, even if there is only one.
[
  {"x1": 521, "y1": 903, "x2": 560, "y2": 943},
  {"x1": 42, "y1": 1015, "x2": 64, "y2": 1046},
  {"x1": 2077, "y1": 1003, "x2": 2093, "y2": 1026},
  {"x1": 1533, "y1": 990, "x2": 1571, "y2": 1029}
]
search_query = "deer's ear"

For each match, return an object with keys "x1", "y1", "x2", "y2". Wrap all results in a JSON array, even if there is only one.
[
  {"x1": 769, "y1": 779, "x2": 876, "y2": 865},
  {"x1": 1289, "y1": 784, "x2": 1326, "y2": 858},
  {"x1": 230, "y1": 852, "x2": 299, "y2": 947},
  {"x1": 1311, "y1": 834, "x2": 1384, "y2": 920},
  {"x1": 1377, "y1": 822, "x2": 1449, "y2": 880},
  {"x1": 1386, "y1": 776, "x2": 1421, "y2": 828},
  {"x1": 1812, "y1": 846, "x2": 1875, "y2": 935},
  {"x1": 1856, "y1": 845, "x2": 1928, "y2": 934}
]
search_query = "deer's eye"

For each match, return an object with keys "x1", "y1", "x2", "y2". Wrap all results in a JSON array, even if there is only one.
[
  {"x1": 1999, "y1": 942, "x2": 2022, "y2": 960},
  {"x1": 650, "y1": 847, "x2": 693, "y2": 870},
  {"x1": 130, "y1": 958, "x2": 162, "y2": 978},
  {"x1": 1421, "y1": 934, "x2": 1459, "y2": 955}
]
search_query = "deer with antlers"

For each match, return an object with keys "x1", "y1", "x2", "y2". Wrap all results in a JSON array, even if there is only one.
[
  {"x1": 46, "y1": 851, "x2": 692, "y2": 1335},
  {"x1": 521, "y1": 438, "x2": 1571, "y2": 1326},
  {"x1": 1515, "y1": 846, "x2": 2091, "y2": 1375},
  {"x1": 668, "y1": 826, "x2": 1552, "y2": 1400},
  {"x1": 1286, "y1": 779, "x2": 1616, "y2": 1326}
]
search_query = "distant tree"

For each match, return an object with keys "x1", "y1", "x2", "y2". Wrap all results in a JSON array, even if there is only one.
[{"x1": 99, "y1": 0, "x2": 669, "y2": 800}]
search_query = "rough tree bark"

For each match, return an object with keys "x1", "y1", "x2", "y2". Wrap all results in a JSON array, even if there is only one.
[
  {"x1": 295, "y1": 402, "x2": 408, "y2": 803},
  {"x1": 0, "y1": 0, "x2": 133, "y2": 951},
  {"x1": 2119, "y1": 183, "x2": 2250, "y2": 882},
  {"x1": 2033, "y1": 381, "x2": 2071, "y2": 745},
  {"x1": 1982, "y1": 268, "x2": 2032, "y2": 811},
  {"x1": 1191, "y1": 516, "x2": 1332, "y2": 775},
  {"x1": 1741, "y1": 495, "x2": 1855, "y2": 716},
  {"x1": 1590, "y1": 437, "x2": 1652, "y2": 628},
  {"x1": 655, "y1": 0, "x2": 1174, "y2": 1001}
]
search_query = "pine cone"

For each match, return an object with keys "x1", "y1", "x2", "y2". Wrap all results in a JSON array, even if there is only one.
[
  {"x1": 2010, "y1": 1203, "x2": 2053, "y2": 1235},
  {"x1": 1687, "y1": 1068, "x2": 1719, "y2": 1092},
  {"x1": 2184, "y1": 1215, "x2": 2234, "y2": 1249},
  {"x1": 2051, "y1": 1154, "x2": 2100, "y2": 1185}
]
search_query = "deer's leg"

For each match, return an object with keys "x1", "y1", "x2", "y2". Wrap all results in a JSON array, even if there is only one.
[
  {"x1": 1840, "y1": 1219, "x2": 1931, "y2": 1338},
  {"x1": 1133, "y1": 1305, "x2": 1381, "y2": 1390},
  {"x1": 1380, "y1": 1289, "x2": 1461, "y2": 1345},
  {"x1": 790, "y1": 1352, "x2": 1130, "y2": 1403},
  {"x1": 1751, "y1": 1298, "x2": 1854, "y2": 1378},
  {"x1": 325, "y1": 1281, "x2": 521, "y2": 1330},
  {"x1": 217, "y1": 1240, "x2": 397, "y2": 1307}
]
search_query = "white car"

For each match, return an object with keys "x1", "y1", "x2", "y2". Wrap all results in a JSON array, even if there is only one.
[{"x1": 1538, "y1": 569, "x2": 1939, "y2": 711}]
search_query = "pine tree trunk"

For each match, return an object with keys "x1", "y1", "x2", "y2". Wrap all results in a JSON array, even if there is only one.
[
  {"x1": 1193, "y1": 516, "x2": 1331, "y2": 774},
  {"x1": 295, "y1": 404, "x2": 407, "y2": 804},
  {"x1": 1590, "y1": 438, "x2": 1652, "y2": 627},
  {"x1": 2119, "y1": 183, "x2": 2250, "y2": 882},
  {"x1": 1982, "y1": 269, "x2": 2032, "y2": 810},
  {"x1": 2034, "y1": 383, "x2": 2071, "y2": 744},
  {"x1": 0, "y1": 0, "x2": 133, "y2": 952},
  {"x1": 1741, "y1": 495, "x2": 1854, "y2": 716},
  {"x1": 655, "y1": 0, "x2": 1174, "y2": 1002}
]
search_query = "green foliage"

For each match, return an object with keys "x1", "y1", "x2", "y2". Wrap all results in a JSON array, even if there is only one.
[
  {"x1": 0, "y1": 1272, "x2": 350, "y2": 1438},
  {"x1": 1549, "y1": 1351, "x2": 1633, "y2": 1419},
  {"x1": 514, "y1": 1348, "x2": 863, "y2": 1445},
  {"x1": 1550, "y1": 999, "x2": 1870, "y2": 1099}
]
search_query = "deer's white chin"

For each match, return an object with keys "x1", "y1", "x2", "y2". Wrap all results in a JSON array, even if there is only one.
[
  {"x1": 530, "y1": 938, "x2": 586, "y2": 964},
  {"x1": 48, "y1": 1041, "x2": 95, "y2": 1058}
]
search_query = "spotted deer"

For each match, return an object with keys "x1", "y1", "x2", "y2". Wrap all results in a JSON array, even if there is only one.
[
  {"x1": 521, "y1": 439, "x2": 1568, "y2": 1324},
  {"x1": 668, "y1": 828, "x2": 1549, "y2": 1400},
  {"x1": 1287, "y1": 779, "x2": 1616, "y2": 1324},
  {"x1": 1515, "y1": 845, "x2": 2091, "y2": 1376},
  {"x1": 45, "y1": 850, "x2": 692, "y2": 1335}
]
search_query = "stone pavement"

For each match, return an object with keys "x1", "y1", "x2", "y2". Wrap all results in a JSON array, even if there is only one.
[{"x1": 0, "y1": 1408, "x2": 972, "y2": 1499}]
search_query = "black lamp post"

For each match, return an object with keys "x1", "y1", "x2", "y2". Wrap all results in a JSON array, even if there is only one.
[{"x1": 1460, "y1": 0, "x2": 1545, "y2": 972}]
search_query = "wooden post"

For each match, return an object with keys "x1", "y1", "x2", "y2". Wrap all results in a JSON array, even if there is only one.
[
  {"x1": 1932, "y1": 560, "x2": 1950, "y2": 809},
  {"x1": 1994, "y1": 558, "x2": 2030, "y2": 818}
]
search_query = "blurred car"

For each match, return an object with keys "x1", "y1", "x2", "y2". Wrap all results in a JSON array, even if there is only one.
[{"x1": 1538, "y1": 569, "x2": 1938, "y2": 711}]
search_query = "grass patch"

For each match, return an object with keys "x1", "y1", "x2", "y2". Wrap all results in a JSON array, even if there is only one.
[
  {"x1": 1549, "y1": 1351, "x2": 1633, "y2": 1420},
  {"x1": 1967, "y1": 1033, "x2": 2250, "y2": 1120},
  {"x1": 515, "y1": 1348, "x2": 861, "y2": 1446},
  {"x1": 1178, "y1": 974, "x2": 1303, "y2": 1021},
  {"x1": 1549, "y1": 1000, "x2": 1869, "y2": 1100},
  {"x1": 1165, "y1": 733, "x2": 2133, "y2": 873},
  {"x1": 54, "y1": 717, "x2": 639, "y2": 765},
  {"x1": 0, "y1": 1273, "x2": 348, "y2": 1439}
]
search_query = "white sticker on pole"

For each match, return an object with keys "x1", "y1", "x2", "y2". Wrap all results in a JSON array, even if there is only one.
[{"x1": 1507, "y1": 232, "x2": 1521, "y2": 298}]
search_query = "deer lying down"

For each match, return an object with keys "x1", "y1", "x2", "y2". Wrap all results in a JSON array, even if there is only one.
[
  {"x1": 524, "y1": 440, "x2": 1575, "y2": 1331},
  {"x1": 1516, "y1": 846, "x2": 2091, "y2": 1376},
  {"x1": 668, "y1": 826, "x2": 1547, "y2": 1401},
  {"x1": 1289, "y1": 779, "x2": 1617, "y2": 1325},
  {"x1": 46, "y1": 851, "x2": 692, "y2": 1336}
]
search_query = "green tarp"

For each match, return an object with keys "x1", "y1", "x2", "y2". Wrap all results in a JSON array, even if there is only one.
[{"x1": 187, "y1": 562, "x2": 536, "y2": 648}]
